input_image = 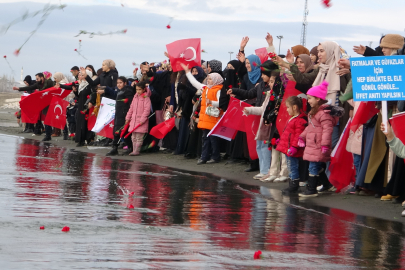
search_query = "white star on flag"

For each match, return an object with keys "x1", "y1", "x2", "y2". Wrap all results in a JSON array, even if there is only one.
[
  {"x1": 109, "y1": 123, "x2": 114, "y2": 128},
  {"x1": 179, "y1": 53, "x2": 184, "y2": 58},
  {"x1": 55, "y1": 115, "x2": 59, "y2": 119}
]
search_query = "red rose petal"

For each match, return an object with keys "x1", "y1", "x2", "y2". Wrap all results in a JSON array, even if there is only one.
[
  {"x1": 166, "y1": 25, "x2": 171, "y2": 29},
  {"x1": 40, "y1": 226, "x2": 45, "y2": 230},
  {"x1": 61, "y1": 226, "x2": 70, "y2": 232}
]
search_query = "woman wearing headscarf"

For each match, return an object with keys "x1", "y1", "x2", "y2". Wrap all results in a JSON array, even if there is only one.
[
  {"x1": 176, "y1": 66, "x2": 205, "y2": 155},
  {"x1": 60, "y1": 70, "x2": 93, "y2": 146},
  {"x1": 21, "y1": 75, "x2": 36, "y2": 133},
  {"x1": 286, "y1": 54, "x2": 315, "y2": 96},
  {"x1": 207, "y1": 59, "x2": 223, "y2": 78},
  {"x1": 181, "y1": 63, "x2": 224, "y2": 165},
  {"x1": 310, "y1": 46, "x2": 319, "y2": 69}
]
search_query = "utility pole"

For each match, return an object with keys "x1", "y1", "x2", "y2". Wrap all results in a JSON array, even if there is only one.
[
  {"x1": 276, "y1": 36, "x2": 283, "y2": 54},
  {"x1": 300, "y1": 0, "x2": 309, "y2": 47},
  {"x1": 228, "y1": 51, "x2": 234, "y2": 61}
]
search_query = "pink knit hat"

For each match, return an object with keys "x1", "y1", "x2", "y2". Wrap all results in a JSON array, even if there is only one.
[{"x1": 307, "y1": 81, "x2": 329, "y2": 100}]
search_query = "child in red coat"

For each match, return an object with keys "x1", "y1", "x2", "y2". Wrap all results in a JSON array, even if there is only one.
[{"x1": 276, "y1": 96, "x2": 307, "y2": 194}]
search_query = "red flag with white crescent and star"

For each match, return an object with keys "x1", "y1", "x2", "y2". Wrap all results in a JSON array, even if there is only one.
[
  {"x1": 19, "y1": 83, "x2": 75, "y2": 123},
  {"x1": 97, "y1": 119, "x2": 114, "y2": 139},
  {"x1": 44, "y1": 96, "x2": 69, "y2": 129},
  {"x1": 166, "y1": 38, "x2": 201, "y2": 72}
]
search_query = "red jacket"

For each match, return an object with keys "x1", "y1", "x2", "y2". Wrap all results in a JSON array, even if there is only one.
[{"x1": 276, "y1": 113, "x2": 307, "y2": 157}]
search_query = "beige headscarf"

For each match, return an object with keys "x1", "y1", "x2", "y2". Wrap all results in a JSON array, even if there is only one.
[
  {"x1": 312, "y1": 41, "x2": 341, "y2": 101},
  {"x1": 103, "y1": 59, "x2": 116, "y2": 69},
  {"x1": 296, "y1": 54, "x2": 314, "y2": 74},
  {"x1": 53, "y1": 72, "x2": 69, "y2": 84}
]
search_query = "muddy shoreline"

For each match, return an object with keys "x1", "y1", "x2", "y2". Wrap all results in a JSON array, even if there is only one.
[{"x1": 1, "y1": 92, "x2": 404, "y2": 224}]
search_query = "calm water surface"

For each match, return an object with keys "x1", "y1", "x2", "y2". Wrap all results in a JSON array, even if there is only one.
[{"x1": 1, "y1": 134, "x2": 405, "y2": 269}]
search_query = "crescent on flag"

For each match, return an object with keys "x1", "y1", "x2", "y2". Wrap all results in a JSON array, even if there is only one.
[
  {"x1": 54, "y1": 104, "x2": 63, "y2": 115},
  {"x1": 185, "y1": 47, "x2": 197, "y2": 61}
]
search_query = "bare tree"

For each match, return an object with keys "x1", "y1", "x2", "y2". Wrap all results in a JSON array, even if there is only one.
[{"x1": 0, "y1": 74, "x2": 16, "y2": 92}]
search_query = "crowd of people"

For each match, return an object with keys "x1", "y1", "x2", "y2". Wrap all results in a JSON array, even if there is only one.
[{"x1": 12, "y1": 32, "x2": 405, "y2": 215}]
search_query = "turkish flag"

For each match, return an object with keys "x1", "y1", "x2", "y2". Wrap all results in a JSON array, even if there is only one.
[
  {"x1": 255, "y1": 47, "x2": 268, "y2": 65},
  {"x1": 390, "y1": 112, "x2": 405, "y2": 144},
  {"x1": 20, "y1": 83, "x2": 74, "y2": 124},
  {"x1": 166, "y1": 38, "x2": 201, "y2": 72},
  {"x1": 329, "y1": 120, "x2": 356, "y2": 192},
  {"x1": 221, "y1": 97, "x2": 260, "y2": 160},
  {"x1": 87, "y1": 107, "x2": 97, "y2": 130},
  {"x1": 20, "y1": 94, "x2": 30, "y2": 123},
  {"x1": 150, "y1": 117, "x2": 176, "y2": 139},
  {"x1": 208, "y1": 111, "x2": 238, "y2": 141},
  {"x1": 350, "y1": 101, "x2": 379, "y2": 132},
  {"x1": 44, "y1": 96, "x2": 69, "y2": 129},
  {"x1": 276, "y1": 81, "x2": 307, "y2": 134},
  {"x1": 97, "y1": 119, "x2": 114, "y2": 139}
]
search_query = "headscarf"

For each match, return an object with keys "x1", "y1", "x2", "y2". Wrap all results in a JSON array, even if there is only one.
[
  {"x1": 312, "y1": 41, "x2": 341, "y2": 95},
  {"x1": 227, "y1": 60, "x2": 241, "y2": 71},
  {"x1": 43, "y1": 71, "x2": 52, "y2": 80},
  {"x1": 207, "y1": 72, "x2": 224, "y2": 88},
  {"x1": 23, "y1": 75, "x2": 32, "y2": 85},
  {"x1": 208, "y1": 60, "x2": 222, "y2": 73},
  {"x1": 246, "y1": 54, "x2": 262, "y2": 84},
  {"x1": 78, "y1": 70, "x2": 93, "y2": 93},
  {"x1": 291, "y1": 45, "x2": 310, "y2": 56},
  {"x1": 310, "y1": 46, "x2": 319, "y2": 64},
  {"x1": 296, "y1": 54, "x2": 314, "y2": 73},
  {"x1": 53, "y1": 72, "x2": 69, "y2": 84},
  {"x1": 103, "y1": 59, "x2": 116, "y2": 69},
  {"x1": 191, "y1": 66, "x2": 205, "y2": 81}
]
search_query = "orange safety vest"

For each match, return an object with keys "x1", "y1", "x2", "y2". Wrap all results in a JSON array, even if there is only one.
[{"x1": 198, "y1": 84, "x2": 223, "y2": 130}]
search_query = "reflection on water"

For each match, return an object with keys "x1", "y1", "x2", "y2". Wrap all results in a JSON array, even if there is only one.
[{"x1": 1, "y1": 135, "x2": 405, "y2": 269}]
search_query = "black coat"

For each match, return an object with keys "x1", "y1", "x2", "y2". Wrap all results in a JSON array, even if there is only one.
[
  {"x1": 85, "y1": 69, "x2": 118, "y2": 88},
  {"x1": 74, "y1": 85, "x2": 93, "y2": 143},
  {"x1": 219, "y1": 68, "x2": 240, "y2": 111},
  {"x1": 149, "y1": 70, "x2": 172, "y2": 110},
  {"x1": 114, "y1": 85, "x2": 135, "y2": 132},
  {"x1": 231, "y1": 80, "x2": 268, "y2": 107},
  {"x1": 66, "y1": 104, "x2": 77, "y2": 123}
]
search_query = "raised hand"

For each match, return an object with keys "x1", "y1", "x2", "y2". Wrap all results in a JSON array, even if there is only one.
[
  {"x1": 180, "y1": 63, "x2": 190, "y2": 73},
  {"x1": 79, "y1": 67, "x2": 87, "y2": 77},
  {"x1": 286, "y1": 49, "x2": 294, "y2": 63},
  {"x1": 338, "y1": 58, "x2": 350, "y2": 69},
  {"x1": 265, "y1": 33, "x2": 273, "y2": 46},
  {"x1": 240, "y1": 36, "x2": 249, "y2": 51},
  {"x1": 353, "y1": 45, "x2": 366, "y2": 56},
  {"x1": 237, "y1": 52, "x2": 246, "y2": 63}
]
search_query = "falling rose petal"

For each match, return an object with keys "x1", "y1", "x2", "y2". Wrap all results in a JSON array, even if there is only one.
[
  {"x1": 61, "y1": 226, "x2": 70, "y2": 232},
  {"x1": 40, "y1": 226, "x2": 45, "y2": 230},
  {"x1": 166, "y1": 24, "x2": 171, "y2": 29},
  {"x1": 128, "y1": 204, "x2": 134, "y2": 209},
  {"x1": 129, "y1": 192, "x2": 135, "y2": 196}
]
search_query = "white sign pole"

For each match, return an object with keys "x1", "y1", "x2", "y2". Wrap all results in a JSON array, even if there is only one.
[{"x1": 382, "y1": 101, "x2": 388, "y2": 133}]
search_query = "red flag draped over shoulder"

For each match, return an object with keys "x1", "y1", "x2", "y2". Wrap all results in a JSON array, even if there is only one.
[
  {"x1": 44, "y1": 96, "x2": 69, "y2": 129},
  {"x1": 255, "y1": 47, "x2": 269, "y2": 66},
  {"x1": 166, "y1": 38, "x2": 201, "y2": 72},
  {"x1": 276, "y1": 81, "x2": 307, "y2": 134},
  {"x1": 20, "y1": 83, "x2": 74, "y2": 123}
]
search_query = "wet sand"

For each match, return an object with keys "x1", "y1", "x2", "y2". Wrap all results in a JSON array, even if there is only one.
[{"x1": 0, "y1": 92, "x2": 404, "y2": 224}]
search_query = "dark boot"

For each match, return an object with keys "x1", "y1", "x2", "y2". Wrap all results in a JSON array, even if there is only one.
[
  {"x1": 42, "y1": 136, "x2": 51, "y2": 142},
  {"x1": 106, "y1": 145, "x2": 118, "y2": 156},
  {"x1": 299, "y1": 175, "x2": 318, "y2": 197},
  {"x1": 103, "y1": 138, "x2": 113, "y2": 147},
  {"x1": 318, "y1": 169, "x2": 335, "y2": 193},
  {"x1": 282, "y1": 179, "x2": 300, "y2": 195},
  {"x1": 63, "y1": 133, "x2": 69, "y2": 140}
]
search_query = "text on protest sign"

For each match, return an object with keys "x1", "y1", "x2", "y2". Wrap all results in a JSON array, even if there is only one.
[{"x1": 350, "y1": 56, "x2": 405, "y2": 101}]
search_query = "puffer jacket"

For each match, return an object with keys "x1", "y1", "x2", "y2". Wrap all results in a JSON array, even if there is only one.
[
  {"x1": 125, "y1": 88, "x2": 151, "y2": 134},
  {"x1": 276, "y1": 113, "x2": 307, "y2": 157},
  {"x1": 299, "y1": 104, "x2": 339, "y2": 162}
]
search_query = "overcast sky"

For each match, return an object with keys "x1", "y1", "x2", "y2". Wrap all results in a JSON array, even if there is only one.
[{"x1": 0, "y1": 0, "x2": 404, "y2": 81}]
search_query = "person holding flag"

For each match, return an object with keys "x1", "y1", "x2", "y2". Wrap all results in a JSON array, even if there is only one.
[{"x1": 181, "y1": 63, "x2": 224, "y2": 165}]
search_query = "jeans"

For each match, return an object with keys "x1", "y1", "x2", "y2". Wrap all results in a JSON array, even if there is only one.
[
  {"x1": 286, "y1": 156, "x2": 300, "y2": 180},
  {"x1": 353, "y1": 154, "x2": 361, "y2": 178},
  {"x1": 256, "y1": 140, "x2": 272, "y2": 175},
  {"x1": 201, "y1": 129, "x2": 220, "y2": 161},
  {"x1": 309, "y1": 161, "x2": 323, "y2": 176}
]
